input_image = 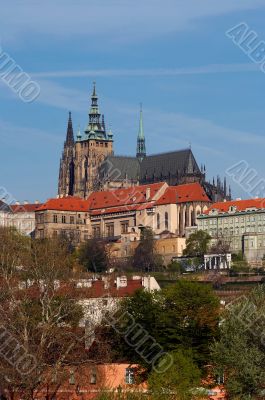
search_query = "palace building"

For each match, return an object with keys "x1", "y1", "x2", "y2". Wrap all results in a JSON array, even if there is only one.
[{"x1": 58, "y1": 83, "x2": 230, "y2": 202}]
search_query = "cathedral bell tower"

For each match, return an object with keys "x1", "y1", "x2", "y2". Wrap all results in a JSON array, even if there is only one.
[{"x1": 58, "y1": 82, "x2": 114, "y2": 199}]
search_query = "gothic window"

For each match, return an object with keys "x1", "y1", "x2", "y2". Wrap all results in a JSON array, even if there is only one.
[
  {"x1": 165, "y1": 212, "x2": 169, "y2": 230},
  {"x1": 157, "y1": 213, "x2": 160, "y2": 229}
]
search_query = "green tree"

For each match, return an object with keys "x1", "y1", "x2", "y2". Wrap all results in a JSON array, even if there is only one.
[
  {"x1": 183, "y1": 230, "x2": 211, "y2": 259},
  {"x1": 148, "y1": 349, "x2": 201, "y2": 400},
  {"x1": 78, "y1": 238, "x2": 109, "y2": 273},
  {"x1": 212, "y1": 286, "x2": 265, "y2": 399},
  {"x1": 132, "y1": 227, "x2": 162, "y2": 272},
  {"x1": 109, "y1": 281, "x2": 219, "y2": 375}
]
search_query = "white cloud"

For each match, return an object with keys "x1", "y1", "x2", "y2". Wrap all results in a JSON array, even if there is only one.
[
  {"x1": 0, "y1": 0, "x2": 264, "y2": 45},
  {"x1": 30, "y1": 63, "x2": 259, "y2": 79}
]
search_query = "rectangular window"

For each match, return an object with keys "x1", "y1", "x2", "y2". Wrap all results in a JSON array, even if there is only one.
[
  {"x1": 62, "y1": 215, "x2": 66, "y2": 224},
  {"x1": 121, "y1": 221, "x2": 129, "y2": 234},
  {"x1": 53, "y1": 214, "x2": 58, "y2": 223},
  {"x1": 70, "y1": 216, "x2": 75, "y2": 224},
  {"x1": 125, "y1": 368, "x2": 135, "y2": 385},
  {"x1": 92, "y1": 225, "x2": 100, "y2": 237},
  {"x1": 106, "y1": 223, "x2": 114, "y2": 237}
]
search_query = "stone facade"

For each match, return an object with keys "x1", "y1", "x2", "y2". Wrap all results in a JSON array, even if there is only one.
[
  {"x1": 58, "y1": 83, "x2": 113, "y2": 198},
  {"x1": 58, "y1": 83, "x2": 230, "y2": 202},
  {"x1": 0, "y1": 201, "x2": 41, "y2": 236},
  {"x1": 197, "y1": 198, "x2": 265, "y2": 263}
]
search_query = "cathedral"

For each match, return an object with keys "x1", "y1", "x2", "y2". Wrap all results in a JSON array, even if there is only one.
[{"x1": 58, "y1": 83, "x2": 230, "y2": 202}]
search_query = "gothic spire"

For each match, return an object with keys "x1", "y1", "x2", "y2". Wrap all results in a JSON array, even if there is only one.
[
  {"x1": 136, "y1": 104, "x2": 146, "y2": 161},
  {"x1": 65, "y1": 111, "x2": 74, "y2": 145}
]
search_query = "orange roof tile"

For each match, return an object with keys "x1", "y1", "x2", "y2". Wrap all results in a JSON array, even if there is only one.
[
  {"x1": 155, "y1": 182, "x2": 210, "y2": 205},
  {"x1": 204, "y1": 198, "x2": 265, "y2": 214},
  {"x1": 10, "y1": 204, "x2": 43, "y2": 213},
  {"x1": 87, "y1": 182, "x2": 165, "y2": 210},
  {"x1": 36, "y1": 197, "x2": 90, "y2": 212}
]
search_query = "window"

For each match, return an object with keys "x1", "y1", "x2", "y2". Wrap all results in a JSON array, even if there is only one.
[
  {"x1": 157, "y1": 213, "x2": 160, "y2": 229},
  {"x1": 125, "y1": 368, "x2": 135, "y2": 384},
  {"x1": 62, "y1": 215, "x2": 66, "y2": 224},
  {"x1": 92, "y1": 225, "x2": 100, "y2": 237},
  {"x1": 53, "y1": 214, "x2": 58, "y2": 223},
  {"x1": 106, "y1": 223, "x2": 114, "y2": 237},
  {"x1": 70, "y1": 216, "x2": 75, "y2": 224},
  {"x1": 90, "y1": 368, "x2": 97, "y2": 384},
  {"x1": 165, "y1": 212, "x2": 169, "y2": 230},
  {"x1": 69, "y1": 370, "x2": 75, "y2": 385},
  {"x1": 121, "y1": 221, "x2": 129, "y2": 234}
]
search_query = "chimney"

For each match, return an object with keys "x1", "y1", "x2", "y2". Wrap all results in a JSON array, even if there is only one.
[
  {"x1": 236, "y1": 198, "x2": 241, "y2": 201},
  {"x1": 15, "y1": 201, "x2": 20, "y2": 205},
  {"x1": 35, "y1": 200, "x2": 40, "y2": 204},
  {"x1": 146, "y1": 187, "x2": 151, "y2": 201},
  {"x1": 24, "y1": 200, "x2": 29, "y2": 205}
]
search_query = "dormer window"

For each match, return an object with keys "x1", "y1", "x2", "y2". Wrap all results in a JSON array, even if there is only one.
[{"x1": 229, "y1": 206, "x2": 237, "y2": 213}]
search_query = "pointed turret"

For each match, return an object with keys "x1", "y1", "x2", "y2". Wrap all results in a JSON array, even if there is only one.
[
  {"x1": 136, "y1": 104, "x2": 146, "y2": 162},
  {"x1": 85, "y1": 82, "x2": 107, "y2": 139},
  {"x1": 65, "y1": 111, "x2": 74, "y2": 145}
]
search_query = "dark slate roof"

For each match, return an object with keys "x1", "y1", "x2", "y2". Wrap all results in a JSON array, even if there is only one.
[
  {"x1": 99, "y1": 156, "x2": 140, "y2": 182},
  {"x1": 100, "y1": 149, "x2": 201, "y2": 183},
  {"x1": 140, "y1": 149, "x2": 201, "y2": 181}
]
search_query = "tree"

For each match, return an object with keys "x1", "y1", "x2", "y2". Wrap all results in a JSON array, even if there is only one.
[
  {"x1": 161, "y1": 280, "x2": 220, "y2": 369},
  {"x1": 78, "y1": 238, "x2": 109, "y2": 273},
  {"x1": 183, "y1": 230, "x2": 211, "y2": 260},
  {"x1": 0, "y1": 229, "x2": 104, "y2": 400},
  {"x1": 109, "y1": 281, "x2": 219, "y2": 376},
  {"x1": 212, "y1": 286, "x2": 265, "y2": 399},
  {"x1": 132, "y1": 227, "x2": 162, "y2": 272},
  {"x1": 148, "y1": 349, "x2": 201, "y2": 400}
]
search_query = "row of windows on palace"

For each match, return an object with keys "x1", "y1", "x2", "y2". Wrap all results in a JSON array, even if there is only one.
[
  {"x1": 36, "y1": 212, "x2": 170, "y2": 233},
  {"x1": 54, "y1": 367, "x2": 135, "y2": 386},
  {"x1": 201, "y1": 214, "x2": 265, "y2": 226}
]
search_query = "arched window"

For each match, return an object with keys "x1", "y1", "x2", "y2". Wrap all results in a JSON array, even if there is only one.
[
  {"x1": 157, "y1": 213, "x2": 160, "y2": 229},
  {"x1": 165, "y1": 212, "x2": 169, "y2": 230}
]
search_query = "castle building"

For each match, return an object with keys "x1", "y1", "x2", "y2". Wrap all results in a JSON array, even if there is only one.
[{"x1": 58, "y1": 83, "x2": 230, "y2": 202}]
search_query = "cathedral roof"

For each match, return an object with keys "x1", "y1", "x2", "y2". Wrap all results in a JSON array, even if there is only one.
[
  {"x1": 100, "y1": 149, "x2": 201, "y2": 184},
  {"x1": 99, "y1": 156, "x2": 140, "y2": 182},
  {"x1": 140, "y1": 148, "x2": 201, "y2": 181}
]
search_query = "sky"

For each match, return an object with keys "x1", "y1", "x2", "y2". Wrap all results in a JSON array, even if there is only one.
[{"x1": 1, "y1": 0, "x2": 265, "y2": 202}]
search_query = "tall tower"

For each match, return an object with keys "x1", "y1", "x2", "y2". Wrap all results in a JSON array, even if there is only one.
[
  {"x1": 136, "y1": 104, "x2": 146, "y2": 162},
  {"x1": 58, "y1": 112, "x2": 75, "y2": 196},
  {"x1": 73, "y1": 82, "x2": 114, "y2": 197}
]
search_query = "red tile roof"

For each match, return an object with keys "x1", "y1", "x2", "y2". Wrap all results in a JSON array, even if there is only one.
[
  {"x1": 10, "y1": 204, "x2": 42, "y2": 213},
  {"x1": 87, "y1": 182, "x2": 165, "y2": 210},
  {"x1": 204, "y1": 198, "x2": 265, "y2": 214},
  {"x1": 155, "y1": 182, "x2": 210, "y2": 205},
  {"x1": 36, "y1": 197, "x2": 90, "y2": 212}
]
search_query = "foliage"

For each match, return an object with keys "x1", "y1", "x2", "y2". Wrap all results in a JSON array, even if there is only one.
[
  {"x1": 211, "y1": 285, "x2": 265, "y2": 399},
  {"x1": 148, "y1": 349, "x2": 201, "y2": 400},
  {"x1": 0, "y1": 228, "x2": 105, "y2": 400},
  {"x1": 78, "y1": 238, "x2": 109, "y2": 273},
  {"x1": 183, "y1": 230, "x2": 211, "y2": 259},
  {"x1": 167, "y1": 260, "x2": 185, "y2": 274},
  {"x1": 132, "y1": 227, "x2": 162, "y2": 272},
  {"x1": 109, "y1": 281, "x2": 220, "y2": 375}
]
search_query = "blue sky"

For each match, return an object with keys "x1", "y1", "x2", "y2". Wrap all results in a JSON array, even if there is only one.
[{"x1": 1, "y1": 0, "x2": 265, "y2": 202}]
